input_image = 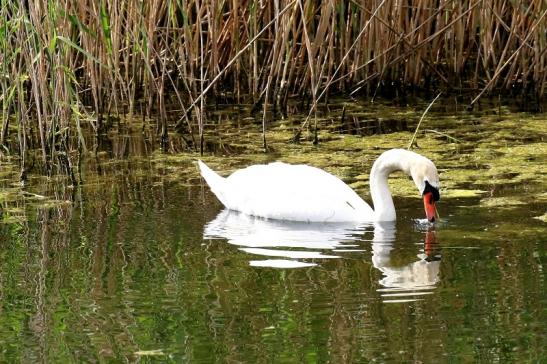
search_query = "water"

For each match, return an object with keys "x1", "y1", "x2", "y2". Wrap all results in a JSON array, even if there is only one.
[{"x1": 0, "y1": 102, "x2": 545, "y2": 362}]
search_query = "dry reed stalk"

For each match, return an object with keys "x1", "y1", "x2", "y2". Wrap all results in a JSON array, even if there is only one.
[{"x1": 407, "y1": 92, "x2": 442, "y2": 150}]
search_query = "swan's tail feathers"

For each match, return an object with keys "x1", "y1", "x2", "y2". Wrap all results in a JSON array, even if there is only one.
[{"x1": 197, "y1": 160, "x2": 228, "y2": 206}]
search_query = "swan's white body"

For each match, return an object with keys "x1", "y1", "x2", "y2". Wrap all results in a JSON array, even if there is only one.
[{"x1": 198, "y1": 149, "x2": 439, "y2": 222}]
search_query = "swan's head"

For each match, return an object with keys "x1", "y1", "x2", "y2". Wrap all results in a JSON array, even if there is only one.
[{"x1": 410, "y1": 157, "x2": 440, "y2": 222}]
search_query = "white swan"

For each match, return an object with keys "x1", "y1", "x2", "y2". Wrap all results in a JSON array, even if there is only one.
[{"x1": 198, "y1": 148, "x2": 440, "y2": 222}]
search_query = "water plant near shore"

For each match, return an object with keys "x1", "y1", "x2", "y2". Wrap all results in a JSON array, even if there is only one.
[{"x1": 0, "y1": 0, "x2": 545, "y2": 174}]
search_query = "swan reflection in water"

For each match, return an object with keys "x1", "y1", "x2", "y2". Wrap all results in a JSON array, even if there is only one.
[
  {"x1": 372, "y1": 222, "x2": 440, "y2": 302},
  {"x1": 203, "y1": 209, "x2": 440, "y2": 299}
]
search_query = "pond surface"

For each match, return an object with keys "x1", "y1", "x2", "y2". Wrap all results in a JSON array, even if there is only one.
[{"x1": 0, "y1": 100, "x2": 545, "y2": 362}]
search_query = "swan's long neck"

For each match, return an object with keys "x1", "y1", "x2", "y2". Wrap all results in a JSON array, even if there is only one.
[{"x1": 369, "y1": 149, "x2": 414, "y2": 221}]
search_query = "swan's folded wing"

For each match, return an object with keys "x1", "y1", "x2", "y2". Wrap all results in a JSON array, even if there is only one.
[{"x1": 222, "y1": 162, "x2": 373, "y2": 222}]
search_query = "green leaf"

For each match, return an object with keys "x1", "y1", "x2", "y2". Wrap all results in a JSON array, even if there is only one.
[
  {"x1": 56, "y1": 35, "x2": 103, "y2": 66},
  {"x1": 99, "y1": 0, "x2": 112, "y2": 55},
  {"x1": 67, "y1": 14, "x2": 96, "y2": 39},
  {"x1": 48, "y1": 31, "x2": 57, "y2": 55}
]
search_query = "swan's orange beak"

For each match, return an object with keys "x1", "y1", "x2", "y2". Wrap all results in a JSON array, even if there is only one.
[{"x1": 423, "y1": 192, "x2": 436, "y2": 222}]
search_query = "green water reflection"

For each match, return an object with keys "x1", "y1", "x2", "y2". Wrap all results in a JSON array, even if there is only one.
[{"x1": 0, "y1": 101, "x2": 545, "y2": 362}]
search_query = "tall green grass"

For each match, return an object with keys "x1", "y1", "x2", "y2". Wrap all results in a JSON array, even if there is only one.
[{"x1": 0, "y1": 0, "x2": 545, "y2": 168}]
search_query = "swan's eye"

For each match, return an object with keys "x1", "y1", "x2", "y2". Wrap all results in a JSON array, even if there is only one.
[{"x1": 423, "y1": 180, "x2": 440, "y2": 201}]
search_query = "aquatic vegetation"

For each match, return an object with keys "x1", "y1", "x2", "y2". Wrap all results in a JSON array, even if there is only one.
[
  {"x1": 1, "y1": 0, "x2": 546, "y2": 168},
  {"x1": 0, "y1": 98, "x2": 544, "y2": 225}
]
